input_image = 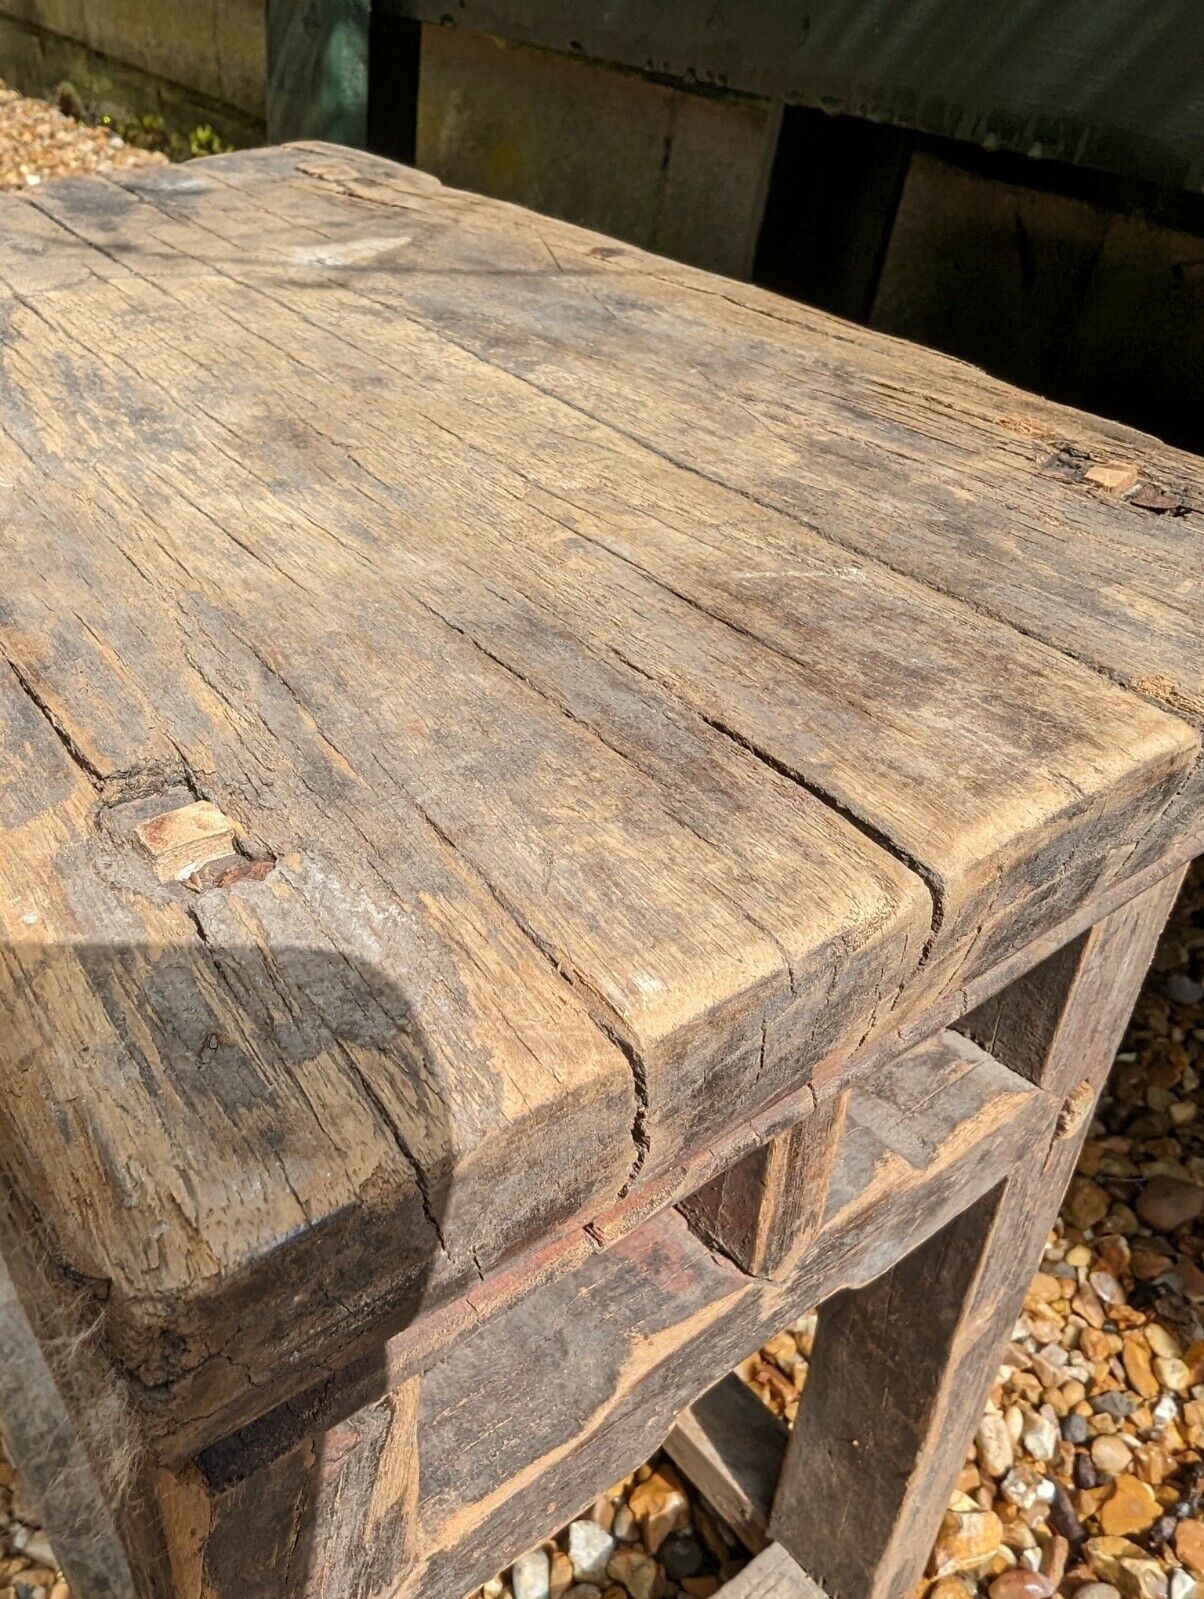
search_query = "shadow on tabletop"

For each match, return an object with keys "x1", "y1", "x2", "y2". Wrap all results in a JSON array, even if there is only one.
[{"x1": 0, "y1": 938, "x2": 453, "y2": 1592}]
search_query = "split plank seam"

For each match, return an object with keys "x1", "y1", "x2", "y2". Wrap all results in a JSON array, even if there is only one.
[
  {"x1": 0, "y1": 148, "x2": 1198, "y2": 1454},
  {"x1": 260, "y1": 152, "x2": 1204, "y2": 755},
  {"x1": 116, "y1": 159, "x2": 1204, "y2": 901},
  {"x1": 2, "y1": 181, "x2": 927, "y2": 1203},
  {"x1": 0, "y1": 207, "x2": 826, "y2": 1213},
  {"x1": 49, "y1": 166, "x2": 1106, "y2": 981},
  {"x1": 3, "y1": 162, "x2": 1197, "y2": 1282},
  {"x1": 0, "y1": 195, "x2": 1186, "y2": 1024}
]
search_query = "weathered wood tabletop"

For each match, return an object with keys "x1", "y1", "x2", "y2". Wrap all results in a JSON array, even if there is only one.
[{"x1": 0, "y1": 144, "x2": 1201, "y2": 1459}]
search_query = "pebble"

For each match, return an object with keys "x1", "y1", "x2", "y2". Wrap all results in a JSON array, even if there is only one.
[
  {"x1": 563, "y1": 1589, "x2": 602, "y2": 1599},
  {"x1": 1092, "y1": 1434, "x2": 1134, "y2": 1476},
  {"x1": 1049, "y1": 1479, "x2": 1085, "y2": 1544},
  {"x1": 1154, "y1": 1356, "x2": 1191, "y2": 1391},
  {"x1": 1099, "y1": 1475, "x2": 1161, "y2": 1537},
  {"x1": 987, "y1": 1573, "x2": 1053, "y2": 1599},
  {"x1": 929, "y1": 1509, "x2": 1004, "y2": 1576},
  {"x1": 1123, "y1": 1338, "x2": 1160, "y2": 1400},
  {"x1": 569, "y1": 1523, "x2": 616, "y2": 1585},
  {"x1": 611, "y1": 1507, "x2": 639, "y2": 1543},
  {"x1": 1145, "y1": 1326, "x2": 1180, "y2": 1359},
  {"x1": 1076, "y1": 1588, "x2": 1123, "y2": 1599},
  {"x1": 512, "y1": 1549, "x2": 551, "y2": 1599},
  {"x1": 1020, "y1": 1410, "x2": 1058, "y2": 1463},
  {"x1": 1062, "y1": 1413, "x2": 1091, "y2": 1444},
  {"x1": 1132, "y1": 1242, "x2": 1176, "y2": 1279},
  {"x1": 1169, "y1": 1574, "x2": 1199, "y2": 1599},
  {"x1": 1040, "y1": 1534, "x2": 1069, "y2": 1590},
  {"x1": 1066, "y1": 1176, "x2": 1112, "y2": 1228},
  {"x1": 1177, "y1": 1520, "x2": 1204, "y2": 1577},
  {"x1": 1167, "y1": 973, "x2": 1203, "y2": 1004},
  {"x1": 1117, "y1": 1557, "x2": 1169, "y2": 1599},
  {"x1": 627, "y1": 1469, "x2": 688, "y2": 1554},
  {"x1": 1152, "y1": 1393, "x2": 1179, "y2": 1427},
  {"x1": 1088, "y1": 1538, "x2": 1149, "y2": 1584},
  {"x1": 929, "y1": 1583, "x2": 974, "y2": 1599},
  {"x1": 1181, "y1": 1255, "x2": 1204, "y2": 1297},
  {"x1": 1151, "y1": 1516, "x2": 1178, "y2": 1549},
  {"x1": 1029, "y1": 1272, "x2": 1061, "y2": 1302},
  {"x1": 606, "y1": 1548, "x2": 658, "y2": 1599},
  {"x1": 659, "y1": 1534, "x2": 703, "y2": 1581},
  {"x1": 550, "y1": 1551, "x2": 574, "y2": 1599},
  {"x1": 976, "y1": 1413, "x2": 1015, "y2": 1478},
  {"x1": 1136, "y1": 1178, "x2": 1204, "y2": 1231},
  {"x1": 1094, "y1": 1390, "x2": 1138, "y2": 1419},
  {"x1": 1076, "y1": 1282, "x2": 1109, "y2": 1328},
  {"x1": 1091, "y1": 1269, "x2": 1126, "y2": 1305},
  {"x1": 591, "y1": 1498, "x2": 616, "y2": 1535}
]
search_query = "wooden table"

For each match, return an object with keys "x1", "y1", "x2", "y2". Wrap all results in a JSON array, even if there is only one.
[{"x1": 0, "y1": 144, "x2": 1200, "y2": 1599}]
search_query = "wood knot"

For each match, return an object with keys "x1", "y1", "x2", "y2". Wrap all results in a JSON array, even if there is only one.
[{"x1": 1055, "y1": 1080, "x2": 1094, "y2": 1141}]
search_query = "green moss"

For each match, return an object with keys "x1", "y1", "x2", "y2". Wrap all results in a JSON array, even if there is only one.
[{"x1": 77, "y1": 97, "x2": 233, "y2": 161}]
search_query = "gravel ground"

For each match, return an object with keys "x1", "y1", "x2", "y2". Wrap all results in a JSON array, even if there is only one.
[
  {"x1": 0, "y1": 78, "x2": 165, "y2": 190},
  {"x1": 0, "y1": 83, "x2": 1199, "y2": 1599}
]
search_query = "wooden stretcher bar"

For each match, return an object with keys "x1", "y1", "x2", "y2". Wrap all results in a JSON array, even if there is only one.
[{"x1": 166, "y1": 1027, "x2": 1051, "y2": 1599}]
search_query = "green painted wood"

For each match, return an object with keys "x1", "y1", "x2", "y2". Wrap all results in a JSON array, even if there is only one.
[
  {"x1": 266, "y1": 0, "x2": 369, "y2": 146},
  {"x1": 385, "y1": 0, "x2": 1204, "y2": 192}
]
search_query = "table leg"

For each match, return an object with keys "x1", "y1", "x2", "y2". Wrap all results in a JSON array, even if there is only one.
[
  {"x1": 0, "y1": 1243, "x2": 150, "y2": 1599},
  {"x1": 155, "y1": 1378, "x2": 420, "y2": 1599},
  {"x1": 768, "y1": 870, "x2": 1185, "y2": 1599}
]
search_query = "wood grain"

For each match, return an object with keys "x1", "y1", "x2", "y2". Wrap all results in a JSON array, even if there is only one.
[
  {"x1": 228, "y1": 144, "x2": 1204, "y2": 869},
  {"x1": 681, "y1": 1091, "x2": 848, "y2": 1277},
  {"x1": 0, "y1": 145, "x2": 1199, "y2": 1456},
  {"x1": 411, "y1": 1030, "x2": 1049, "y2": 1599},
  {"x1": 716, "y1": 1543, "x2": 827, "y2": 1599},
  {"x1": 157, "y1": 1379, "x2": 419, "y2": 1599},
  {"x1": 98, "y1": 146, "x2": 1201, "y2": 982},
  {"x1": 665, "y1": 1373, "x2": 787, "y2": 1554},
  {"x1": 0, "y1": 154, "x2": 924, "y2": 1446},
  {"x1": 190, "y1": 1028, "x2": 1050, "y2": 1599}
]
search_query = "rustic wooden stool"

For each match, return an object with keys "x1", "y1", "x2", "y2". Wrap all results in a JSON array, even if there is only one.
[{"x1": 0, "y1": 144, "x2": 1201, "y2": 1599}]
